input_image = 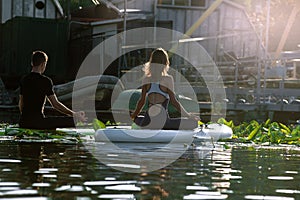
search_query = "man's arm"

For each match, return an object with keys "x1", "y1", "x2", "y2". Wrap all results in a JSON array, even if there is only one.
[
  {"x1": 47, "y1": 94, "x2": 87, "y2": 122},
  {"x1": 47, "y1": 94, "x2": 74, "y2": 116}
]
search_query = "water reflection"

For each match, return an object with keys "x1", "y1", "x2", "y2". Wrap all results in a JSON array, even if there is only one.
[
  {"x1": 0, "y1": 141, "x2": 298, "y2": 199},
  {"x1": 84, "y1": 142, "x2": 199, "y2": 173},
  {"x1": 228, "y1": 145, "x2": 300, "y2": 200}
]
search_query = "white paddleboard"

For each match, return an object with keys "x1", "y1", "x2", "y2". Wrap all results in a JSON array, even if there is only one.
[{"x1": 94, "y1": 123, "x2": 232, "y2": 143}]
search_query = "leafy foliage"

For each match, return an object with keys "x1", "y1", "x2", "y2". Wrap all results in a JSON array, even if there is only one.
[
  {"x1": 0, "y1": 119, "x2": 109, "y2": 143},
  {"x1": 2, "y1": 126, "x2": 81, "y2": 143},
  {"x1": 92, "y1": 118, "x2": 106, "y2": 130},
  {"x1": 218, "y1": 118, "x2": 300, "y2": 145}
]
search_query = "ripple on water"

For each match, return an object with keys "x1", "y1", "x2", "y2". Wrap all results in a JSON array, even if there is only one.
[
  {"x1": 267, "y1": 176, "x2": 294, "y2": 180},
  {"x1": 69, "y1": 174, "x2": 82, "y2": 178},
  {"x1": 55, "y1": 185, "x2": 86, "y2": 192},
  {"x1": 0, "y1": 182, "x2": 20, "y2": 187},
  {"x1": 285, "y1": 171, "x2": 298, "y2": 174},
  {"x1": 104, "y1": 184, "x2": 141, "y2": 191},
  {"x1": 0, "y1": 159, "x2": 21, "y2": 163},
  {"x1": 106, "y1": 163, "x2": 141, "y2": 169},
  {"x1": 0, "y1": 198, "x2": 49, "y2": 200},
  {"x1": 186, "y1": 185, "x2": 210, "y2": 190},
  {"x1": 34, "y1": 168, "x2": 58, "y2": 174},
  {"x1": 184, "y1": 193, "x2": 228, "y2": 199},
  {"x1": 2, "y1": 168, "x2": 12, "y2": 172},
  {"x1": 276, "y1": 189, "x2": 300, "y2": 194},
  {"x1": 98, "y1": 194, "x2": 136, "y2": 199},
  {"x1": 244, "y1": 195, "x2": 295, "y2": 200},
  {"x1": 42, "y1": 174, "x2": 57, "y2": 178},
  {"x1": 0, "y1": 189, "x2": 38, "y2": 196},
  {"x1": 84, "y1": 180, "x2": 137, "y2": 186},
  {"x1": 32, "y1": 183, "x2": 51, "y2": 187}
]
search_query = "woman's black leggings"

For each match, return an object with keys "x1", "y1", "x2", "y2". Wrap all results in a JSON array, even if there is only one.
[{"x1": 134, "y1": 108, "x2": 197, "y2": 130}]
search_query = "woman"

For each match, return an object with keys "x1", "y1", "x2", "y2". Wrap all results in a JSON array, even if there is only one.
[{"x1": 130, "y1": 48, "x2": 199, "y2": 130}]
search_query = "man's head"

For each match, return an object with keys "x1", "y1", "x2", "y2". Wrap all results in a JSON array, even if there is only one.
[{"x1": 31, "y1": 51, "x2": 48, "y2": 73}]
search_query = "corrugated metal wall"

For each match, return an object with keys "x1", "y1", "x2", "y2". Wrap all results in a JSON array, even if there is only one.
[
  {"x1": 156, "y1": 2, "x2": 257, "y2": 59},
  {"x1": 113, "y1": 0, "x2": 258, "y2": 60}
]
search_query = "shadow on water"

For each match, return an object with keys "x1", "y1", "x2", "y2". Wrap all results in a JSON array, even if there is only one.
[
  {"x1": 0, "y1": 107, "x2": 20, "y2": 124},
  {"x1": 0, "y1": 140, "x2": 299, "y2": 199}
]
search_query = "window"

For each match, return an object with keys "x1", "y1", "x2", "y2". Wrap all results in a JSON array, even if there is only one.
[
  {"x1": 175, "y1": 0, "x2": 188, "y2": 6},
  {"x1": 159, "y1": 0, "x2": 172, "y2": 5},
  {"x1": 157, "y1": 0, "x2": 207, "y2": 8},
  {"x1": 191, "y1": 0, "x2": 206, "y2": 7}
]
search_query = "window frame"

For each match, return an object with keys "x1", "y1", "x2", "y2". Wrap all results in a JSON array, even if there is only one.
[{"x1": 157, "y1": 0, "x2": 208, "y2": 9}]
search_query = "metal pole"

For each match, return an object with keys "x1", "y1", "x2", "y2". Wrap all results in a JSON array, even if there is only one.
[
  {"x1": 257, "y1": 26, "x2": 262, "y2": 104},
  {"x1": 265, "y1": 0, "x2": 270, "y2": 57},
  {"x1": 262, "y1": 0, "x2": 270, "y2": 105},
  {"x1": 123, "y1": 0, "x2": 127, "y2": 40},
  {"x1": 154, "y1": 0, "x2": 157, "y2": 42},
  {"x1": 119, "y1": 0, "x2": 127, "y2": 78},
  {"x1": 67, "y1": 0, "x2": 71, "y2": 20}
]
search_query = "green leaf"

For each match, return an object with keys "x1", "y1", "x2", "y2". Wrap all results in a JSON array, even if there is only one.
[
  {"x1": 264, "y1": 119, "x2": 271, "y2": 127},
  {"x1": 92, "y1": 119, "x2": 106, "y2": 131},
  {"x1": 247, "y1": 125, "x2": 261, "y2": 140},
  {"x1": 131, "y1": 123, "x2": 141, "y2": 130},
  {"x1": 279, "y1": 123, "x2": 291, "y2": 134},
  {"x1": 283, "y1": 136, "x2": 299, "y2": 142},
  {"x1": 223, "y1": 143, "x2": 230, "y2": 149},
  {"x1": 5, "y1": 128, "x2": 21, "y2": 136},
  {"x1": 217, "y1": 118, "x2": 234, "y2": 128},
  {"x1": 217, "y1": 118, "x2": 227, "y2": 124},
  {"x1": 198, "y1": 120, "x2": 204, "y2": 126},
  {"x1": 260, "y1": 134, "x2": 269, "y2": 143},
  {"x1": 291, "y1": 127, "x2": 300, "y2": 137}
]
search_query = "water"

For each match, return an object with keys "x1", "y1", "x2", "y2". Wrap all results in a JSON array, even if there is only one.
[{"x1": 0, "y1": 141, "x2": 299, "y2": 200}]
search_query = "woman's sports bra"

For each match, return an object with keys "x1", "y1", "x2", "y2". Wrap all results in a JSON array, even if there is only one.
[{"x1": 147, "y1": 82, "x2": 169, "y2": 99}]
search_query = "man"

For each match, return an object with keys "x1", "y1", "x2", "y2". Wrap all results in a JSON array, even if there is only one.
[{"x1": 19, "y1": 50, "x2": 87, "y2": 129}]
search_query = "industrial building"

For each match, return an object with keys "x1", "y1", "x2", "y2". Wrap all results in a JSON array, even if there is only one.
[{"x1": 1, "y1": 0, "x2": 300, "y2": 123}]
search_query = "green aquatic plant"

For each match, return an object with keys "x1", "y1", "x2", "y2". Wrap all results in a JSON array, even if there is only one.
[
  {"x1": 0, "y1": 123, "x2": 9, "y2": 128},
  {"x1": 217, "y1": 118, "x2": 234, "y2": 128},
  {"x1": 2, "y1": 126, "x2": 81, "y2": 143},
  {"x1": 92, "y1": 119, "x2": 106, "y2": 130},
  {"x1": 218, "y1": 118, "x2": 300, "y2": 145},
  {"x1": 0, "y1": 119, "x2": 107, "y2": 143}
]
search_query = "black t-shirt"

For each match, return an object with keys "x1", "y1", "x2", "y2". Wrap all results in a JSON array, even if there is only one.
[{"x1": 20, "y1": 72, "x2": 54, "y2": 118}]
